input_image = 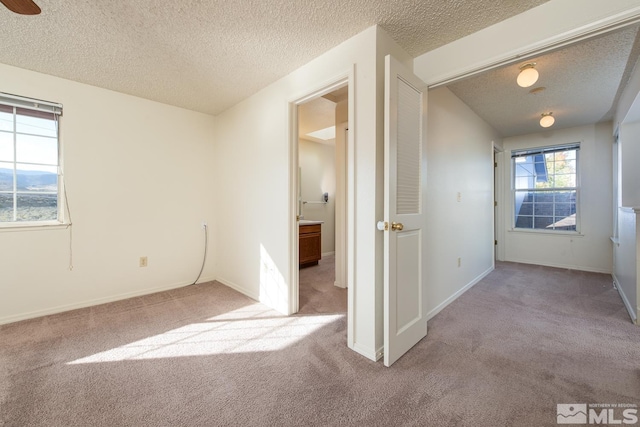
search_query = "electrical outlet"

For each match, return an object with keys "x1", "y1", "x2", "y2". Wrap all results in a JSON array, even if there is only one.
[
  {"x1": 201, "y1": 220, "x2": 207, "y2": 229},
  {"x1": 139, "y1": 256, "x2": 148, "y2": 267},
  {"x1": 457, "y1": 257, "x2": 461, "y2": 267},
  {"x1": 457, "y1": 192, "x2": 462, "y2": 202}
]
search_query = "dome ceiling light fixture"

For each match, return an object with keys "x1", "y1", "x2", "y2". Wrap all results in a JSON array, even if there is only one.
[
  {"x1": 540, "y1": 112, "x2": 555, "y2": 128},
  {"x1": 517, "y1": 62, "x2": 539, "y2": 88}
]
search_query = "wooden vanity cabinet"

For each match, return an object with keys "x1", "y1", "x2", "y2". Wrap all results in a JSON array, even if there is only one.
[{"x1": 299, "y1": 224, "x2": 321, "y2": 267}]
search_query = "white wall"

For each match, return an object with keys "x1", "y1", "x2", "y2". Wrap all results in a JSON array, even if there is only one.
[
  {"x1": 299, "y1": 138, "x2": 335, "y2": 254},
  {"x1": 425, "y1": 87, "x2": 501, "y2": 318},
  {"x1": 214, "y1": 26, "x2": 376, "y2": 357},
  {"x1": 334, "y1": 100, "x2": 348, "y2": 288},
  {"x1": 0, "y1": 63, "x2": 217, "y2": 325},
  {"x1": 501, "y1": 123, "x2": 613, "y2": 273},
  {"x1": 214, "y1": 26, "x2": 414, "y2": 360}
]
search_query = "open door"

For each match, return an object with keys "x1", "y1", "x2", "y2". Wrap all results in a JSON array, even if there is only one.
[{"x1": 382, "y1": 55, "x2": 428, "y2": 367}]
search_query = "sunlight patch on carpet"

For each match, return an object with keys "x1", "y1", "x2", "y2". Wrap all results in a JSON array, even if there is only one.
[{"x1": 68, "y1": 305, "x2": 344, "y2": 364}]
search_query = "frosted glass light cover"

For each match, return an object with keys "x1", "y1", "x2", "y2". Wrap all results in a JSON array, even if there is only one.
[
  {"x1": 517, "y1": 68, "x2": 539, "y2": 87},
  {"x1": 539, "y1": 114, "x2": 555, "y2": 128}
]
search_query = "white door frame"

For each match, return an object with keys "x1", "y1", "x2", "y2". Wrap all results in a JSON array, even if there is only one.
[
  {"x1": 288, "y1": 68, "x2": 356, "y2": 345},
  {"x1": 334, "y1": 121, "x2": 349, "y2": 289},
  {"x1": 493, "y1": 143, "x2": 504, "y2": 263}
]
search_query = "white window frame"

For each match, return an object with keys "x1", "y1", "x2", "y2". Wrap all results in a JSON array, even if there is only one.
[
  {"x1": 511, "y1": 143, "x2": 580, "y2": 234},
  {"x1": 0, "y1": 92, "x2": 66, "y2": 230}
]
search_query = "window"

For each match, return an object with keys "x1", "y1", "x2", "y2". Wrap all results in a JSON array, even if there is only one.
[
  {"x1": 0, "y1": 93, "x2": 63, "y2": 225},
  {"x1": 512, "y1": 143, "x2": 579, "y2": 232}
]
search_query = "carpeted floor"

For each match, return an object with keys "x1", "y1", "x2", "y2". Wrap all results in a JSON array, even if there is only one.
[
  {"x1": 298, "y1": 254, "x2": 347, "y2": 314},
  {"x1": 1, "y1": 262, "x2": 639, "y2": 426}
]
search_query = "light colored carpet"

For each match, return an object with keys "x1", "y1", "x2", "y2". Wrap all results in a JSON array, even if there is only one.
[
  {"x1": 298, "y1": 254, "x2": 347, "y2": 315},
  {"x1": 1, "y1": 262, "x2": 639, "y2": 426}
]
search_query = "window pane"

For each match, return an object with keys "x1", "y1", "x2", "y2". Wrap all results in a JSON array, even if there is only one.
[
  {"x1": 513, "y1": 146, "x2": 578, "y2": 232},
  {"x1": 554, "y1": 203, "x2": 574, "y2": 218},
  {"x1": 548, "y1": 213, "x2": 576, "y2": 231},
  {"x1": 533, "y1": 192, "x2": 552, "y2": 203},
  {"x1": 16, "y1": 114, "x2": 57, "y2": 137},
  {"x1": 518, "y1": 202, "x2": 532, "y2": 215},
  {"x1": 553, "y1": 173, "x2": 576, "y2": 187},
  {"x1": 0, "y1": 162, "x2": 13, "y2": 191},
  {"x1": 514, "y1": 189, "x2": 578, "y2": 231},
  {"x1": 0, "y1": 97, "x2": 60, "y2": 225},
  {"x1": 563, "y1": 159, "x2": 576, "y2": 172},
  {"x1": 0, "y1": 193, "x2": 13, "y2": 221},
  {"x1": 16, "y1": 134, "x2": 58, "y2": 165},
  {"x1": 16, "y1": 193, "x2": 57, "y2": 221},
  {"x1": 515, "y1": 215, "x2": 532, "y2": 228},
  {"x1": 555, "y1": 190, "x2": 576, "y2": 203},
  {"x1": 0, "y1": 110, "x2": 12, "y2": 132},
  {"x1": 515, "y1": 159, "x2": 535, "y2": 189},
  {"x1": 533, "y1": 216, "x2": 554, "y2": 229},
  {"x1": 533, "y1": 203, "x2": 554, "y2": 216},
  {"x1": 16, "y1": 164, "x2": 57, "y2": 192},
  {"x1": 0, "y1": 132, "x2": 13, "y2": 161}
]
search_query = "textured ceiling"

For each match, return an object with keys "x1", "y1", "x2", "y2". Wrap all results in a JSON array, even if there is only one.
[
  {"x1": 447, "y1": 25, "x2": 640, "y2": 137},
  {"x1": 0, "y1": 0, "x2": 547, "y2": 116}
]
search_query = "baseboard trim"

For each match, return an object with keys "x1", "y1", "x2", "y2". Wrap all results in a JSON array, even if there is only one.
[
  {"x1": 195, "y1": 275, "x2": 217, "y2": 285},
  {"x1": 350, "y1": 341, "x2": 379, "y2": 362},
  {"x1": 215, "y1": 277, "x2": 260, "y2": 301},
  {"x1": 322, "y1": 251, "x2": 335, "y2": 257},
  {"x1": 612, "y1": 273, "x2": 638, "y2": 324},
  {"x1": 333, "y1": 281, "x2": 347, "y2": 289},
  {"x1": 426, "y1": 265, "x2": 494, "y2": 321},
  {"x1": 0, "y1": 275, "x2": 217, "y2": 326},
  {"x1": 375, "y1": 346, "x2": 384, "y2": 361},
  {"x1": 504, "y1": 258, "x2": 611, "y2": 274}
]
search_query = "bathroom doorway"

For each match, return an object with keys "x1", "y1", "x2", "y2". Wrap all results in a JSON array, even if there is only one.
[{"x1": 293, "y1": 82, "x2": 349, "y2": 315}]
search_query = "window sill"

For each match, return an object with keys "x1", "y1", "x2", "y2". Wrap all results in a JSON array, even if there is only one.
[
  {"x1": 0, "y1": 221, "x2": 70, "y2": 233},
  {"x1": 508, "y1": 228, "x2": 583, "y2": 237}
]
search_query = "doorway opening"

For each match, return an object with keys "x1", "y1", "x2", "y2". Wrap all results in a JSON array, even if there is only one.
[{"x1": 294, "y1": 84, "x2": 349, "y2": 315}]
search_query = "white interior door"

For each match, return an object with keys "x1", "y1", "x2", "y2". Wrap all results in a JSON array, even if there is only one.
[{"x1": 383, "y1": 54, "x2": 428, "y2": 367}]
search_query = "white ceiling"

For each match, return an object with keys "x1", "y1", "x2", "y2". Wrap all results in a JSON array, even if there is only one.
[
  {"x1": 0, "y1": 0, "x2": 547, "y2": 116},
  {"x1": 297, "y1": 26, "x2": 640, "y2": 141},
  {"x1": 447, "y1": 25, "x2": 640, "y2": 137},
  {"x1": 299, "y1": 96, "x2": 338, "y2": 145}
]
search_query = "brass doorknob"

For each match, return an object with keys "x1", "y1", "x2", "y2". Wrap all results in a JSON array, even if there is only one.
[{"x1": 391, "y1": 222, "x2": 404, "y2": 231}]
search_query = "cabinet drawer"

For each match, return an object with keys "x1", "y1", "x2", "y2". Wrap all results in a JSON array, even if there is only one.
[{"x1": 299, "y1": 224, "x2": 321, "y2": 235}]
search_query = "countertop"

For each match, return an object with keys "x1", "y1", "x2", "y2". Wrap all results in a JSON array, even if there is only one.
[{"x1": 299, "y1": 220, "x2": 324, "y2": 226}]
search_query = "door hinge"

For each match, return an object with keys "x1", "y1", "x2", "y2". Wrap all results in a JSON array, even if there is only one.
[
  {"x1": 494, "y1": 201, "x2": 497, "y2": 207},
  {"x1": 495, "y1": 240, "x2": 498, "y2": 245},
  {"x1": 494, "y1": 162, "x2": 498, "y2": 168}
]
